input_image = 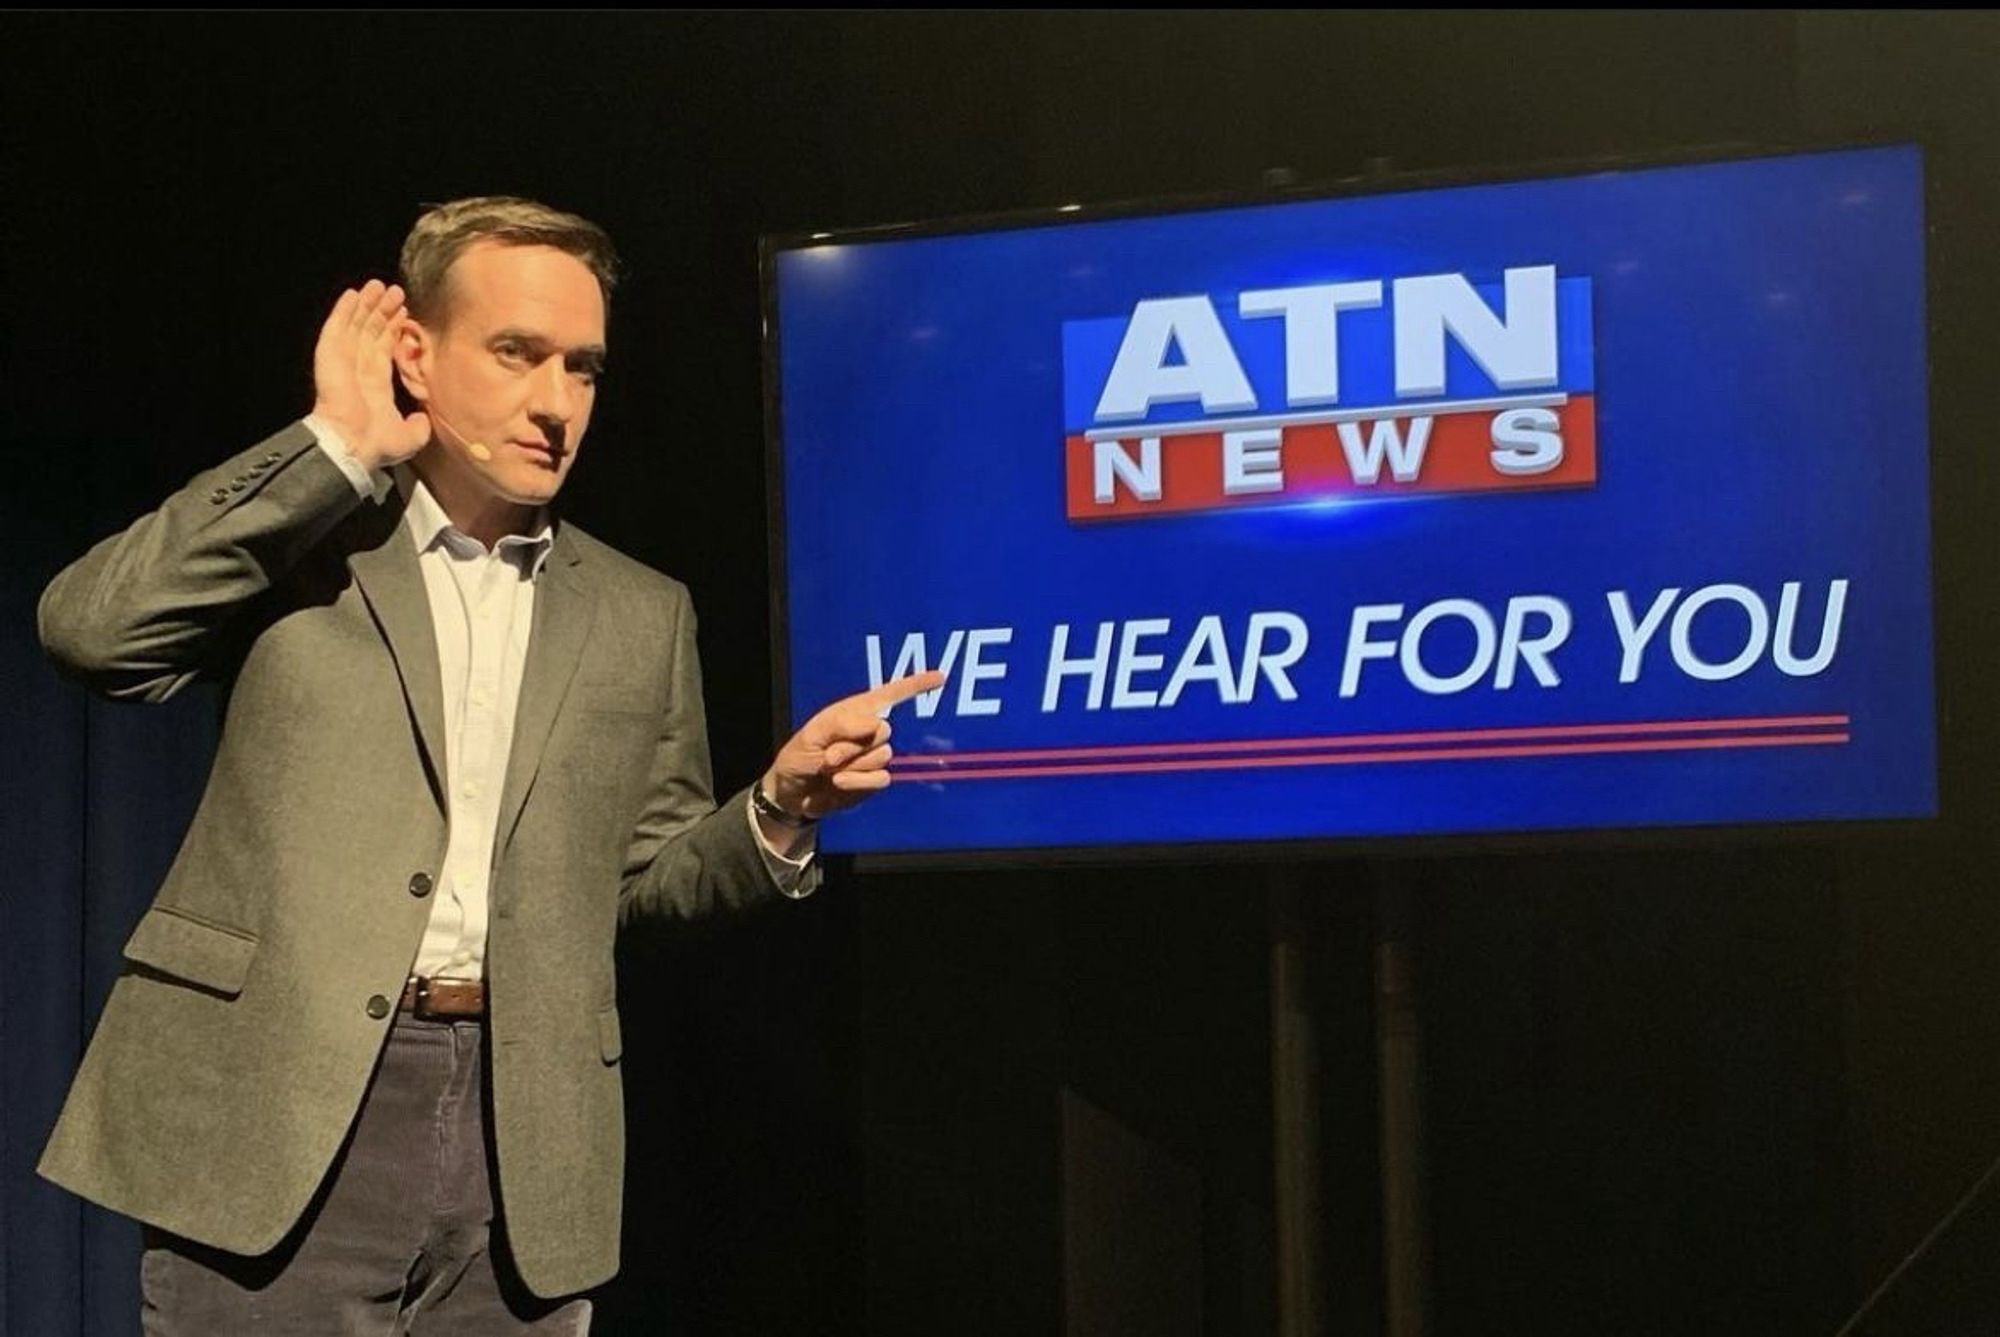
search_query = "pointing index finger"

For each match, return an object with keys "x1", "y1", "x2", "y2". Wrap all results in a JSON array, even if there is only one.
[{"x1": 862, "y1": 669, "x2": 946, "y2": 712}]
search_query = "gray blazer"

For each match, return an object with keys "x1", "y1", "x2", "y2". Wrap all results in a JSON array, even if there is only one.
[{"x1": 34, "y1": 421, "x2": 812, "y2": 1298}]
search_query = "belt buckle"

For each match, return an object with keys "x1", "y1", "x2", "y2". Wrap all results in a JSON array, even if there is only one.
[{"x1": 412, "y1": 975, "x2": 434, "y2": 1019}]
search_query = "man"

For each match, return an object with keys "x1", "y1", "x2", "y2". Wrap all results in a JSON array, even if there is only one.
[{"x1": 35, "y1": 197, "x2": 937, "y2": 1331}]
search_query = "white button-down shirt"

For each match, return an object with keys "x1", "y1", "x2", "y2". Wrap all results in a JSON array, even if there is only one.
[
  {"x1": 399, "y1": 476, "x2": 548, "y2": 979},
  {"x1": 305, "y1": 417, "x2": 813, "y2": 981}
]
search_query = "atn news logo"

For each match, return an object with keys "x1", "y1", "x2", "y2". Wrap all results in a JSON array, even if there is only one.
[{"x1": 1062, "y1": 265, "x2": 1596, "y2": 520}]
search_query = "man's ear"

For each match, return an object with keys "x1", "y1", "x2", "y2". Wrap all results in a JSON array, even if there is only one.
[{"x1": 393, "y1": 319, "x2": 433, "y2": 405}]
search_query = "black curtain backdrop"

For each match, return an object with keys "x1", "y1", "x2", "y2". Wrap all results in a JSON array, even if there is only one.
[{"x1": 5, "y1": 13, "x2": 2000, "y2": 1337}]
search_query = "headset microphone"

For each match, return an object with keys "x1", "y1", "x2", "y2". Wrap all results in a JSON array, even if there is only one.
[{"x1": 427, "y1": 406, "x2": 492, "y2": 461}]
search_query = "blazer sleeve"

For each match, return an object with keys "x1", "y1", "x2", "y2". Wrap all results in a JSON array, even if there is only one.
[
  {"x1": 37, "y1": 421, "x2": 365, "y2": 703},
  {"x1": 617, "y1": 581, "x2": 823, "y2": 924}
]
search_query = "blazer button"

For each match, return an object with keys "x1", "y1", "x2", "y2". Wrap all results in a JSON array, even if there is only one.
[
  {"x1": 366, "y1": 994, "x2": 391, "y2": 1020},
  {"x1": 408, "y1": 872, "x2": 433, "y2": 898}
]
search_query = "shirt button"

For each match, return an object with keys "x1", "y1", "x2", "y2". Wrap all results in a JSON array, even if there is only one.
[
  {"x1": 365, "y1": 995, "x2": 391, "y2": 1020},
  {"x1": 450, "y1": 949, "x2": 472, "y2": 966},
  {"x1": 462, "y1": 779, "x2": 482, "y2": 799},
  {"x1": 470, "y1": 689, "x2": 490, "y2": 708},
  {"x1": 408, "y1": 872, "x2": 433, "y2": 898}
]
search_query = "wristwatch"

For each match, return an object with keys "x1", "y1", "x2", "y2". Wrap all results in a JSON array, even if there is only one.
[{"x1": 751, "y1": 783, "x2": 818, "y2": 829}]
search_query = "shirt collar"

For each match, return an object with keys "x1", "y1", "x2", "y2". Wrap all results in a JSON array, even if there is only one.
[{"x1": 395, "y1": 466, "x2": 555, "y2": 578}]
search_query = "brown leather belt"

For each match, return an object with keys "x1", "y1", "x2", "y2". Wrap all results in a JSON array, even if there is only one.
[{"x1": 400, "y1": 976, "x2": 486, "y2": 1020}]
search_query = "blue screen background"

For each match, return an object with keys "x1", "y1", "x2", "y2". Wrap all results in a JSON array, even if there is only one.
[{"x1": 773, "y1": 146, "x2": 1934, "y2": 855}]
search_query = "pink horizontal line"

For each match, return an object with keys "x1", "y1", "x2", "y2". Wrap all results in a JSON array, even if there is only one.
[
  {"x1": 888, "y1": 731, "x2": 1850, "y2": 782},
  {"x1": 893, "y1": 714, "x2": 1852, "y2": 768}
]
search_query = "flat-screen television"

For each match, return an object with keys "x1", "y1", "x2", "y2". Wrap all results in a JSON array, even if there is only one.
[{"x1": 763, "y1": 143, "x2": 1934, "y2": 864}]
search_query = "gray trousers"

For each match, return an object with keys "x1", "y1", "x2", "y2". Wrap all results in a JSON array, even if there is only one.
[{"x1": 139, "y1": 1014, "x2": 591, "y2": 1335}]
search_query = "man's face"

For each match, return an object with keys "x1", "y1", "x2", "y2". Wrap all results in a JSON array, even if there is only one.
[{"x1": 399, "y1": 240, "x2": 607, "y2": 508}]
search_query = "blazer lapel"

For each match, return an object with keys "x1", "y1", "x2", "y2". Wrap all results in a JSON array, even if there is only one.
[
  {"x1": 495, "y1": 523, "x2": 595, "y2": 869},
  {"x1": 346, "y1": 494, "x2": 450, "y2": 806}
]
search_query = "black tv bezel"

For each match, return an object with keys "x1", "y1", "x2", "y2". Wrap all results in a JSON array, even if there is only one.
[{"x1": 758, "y1": 136, "x2": 1942, "y2": 875}]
